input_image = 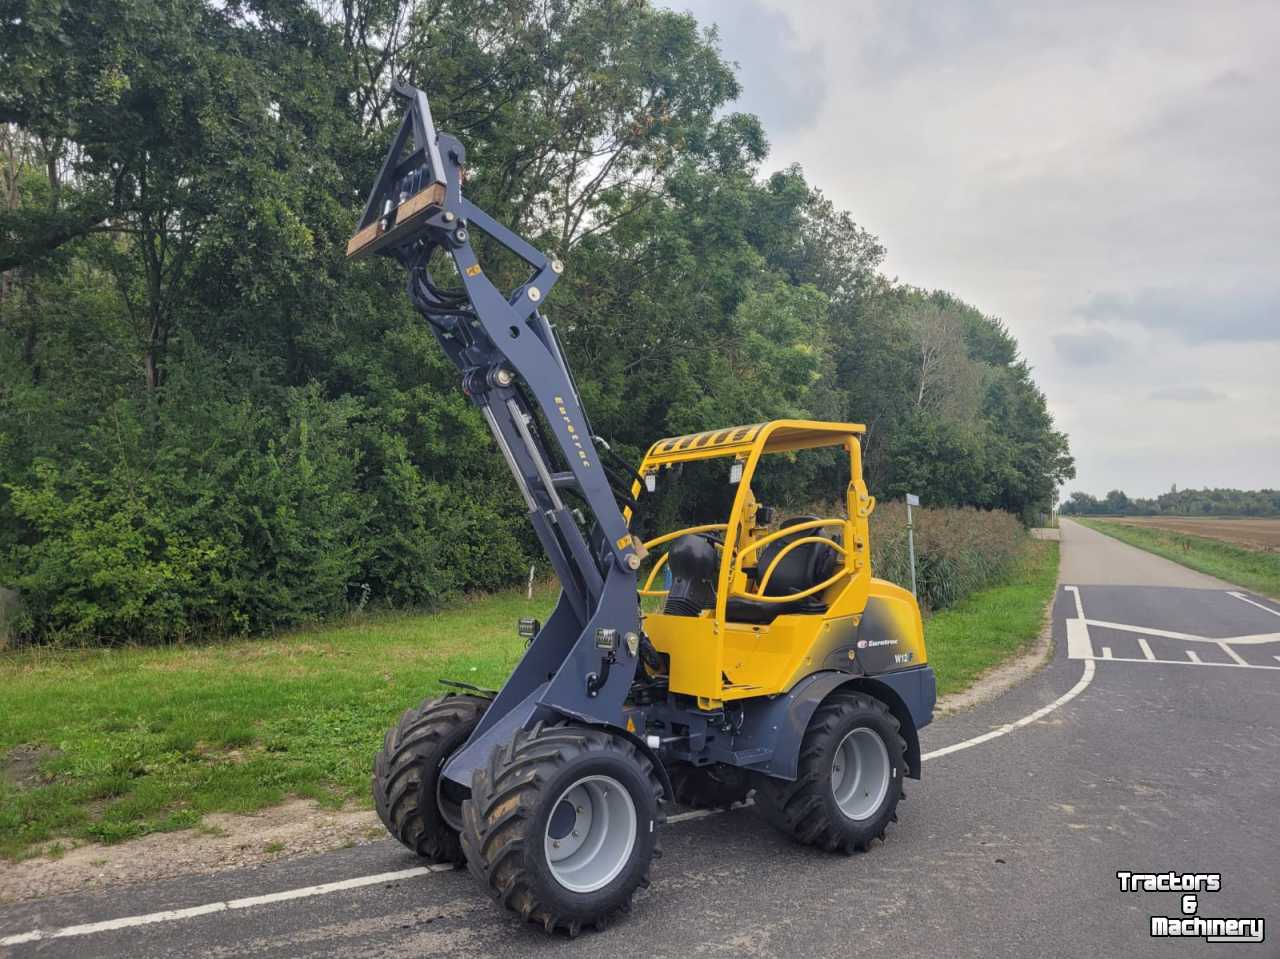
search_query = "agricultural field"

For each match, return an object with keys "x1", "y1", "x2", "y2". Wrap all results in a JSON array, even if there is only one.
[
  {"x1": 1105, "y1": 516, "x2": 1280, "y2": 551},
  {"x1": 1077, "y1": 517, "x2": 1280, "y2": 600}
]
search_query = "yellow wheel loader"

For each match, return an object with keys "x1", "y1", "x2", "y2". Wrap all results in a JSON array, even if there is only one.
[{"x1": 357, "y1": 83, "x2": 935, "y2": 935}]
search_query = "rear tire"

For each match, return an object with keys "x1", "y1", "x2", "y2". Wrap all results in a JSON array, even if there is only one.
[
  {"x1": 372, "y1": 694, "x2": 488, "y2": 863},
  {"x1": 461, "y1": 723, "x2": 663, "y2": 935},
  {"x1": 754, "y1": 692, "x2": 905, "y2": 853},
  {"x1": 668, "y1": 762, "x2": 751, "y2": 810}
]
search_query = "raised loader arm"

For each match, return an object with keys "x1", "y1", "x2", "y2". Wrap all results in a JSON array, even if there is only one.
[{"x1": 349, "y1": 82, "x2": 647, "y2": 788}]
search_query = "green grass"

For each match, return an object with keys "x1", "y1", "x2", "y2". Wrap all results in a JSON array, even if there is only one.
[
  {"x1": 924, "y1": 539, "x2": 1060, "y2": 697},
  {"x1": 0, "y1": 584, "x2": 558, "y2": 860},
  {"x1": 1077, "y1": 519, "x2": 1280, "y2": 599},
  {"x1": 0, "y1": 541, "x2": 1063, "y2": 859}
]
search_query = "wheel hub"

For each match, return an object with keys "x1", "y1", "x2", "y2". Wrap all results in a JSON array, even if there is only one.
[
  {"x1": 831, "y1": 726, "x2": 891, "y2": 821},
  {"x1": 544, "y1": 775, "x2": 636, "y2": 893}
]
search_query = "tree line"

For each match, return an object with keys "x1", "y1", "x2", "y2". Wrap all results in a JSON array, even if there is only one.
[
  {"x1": 1061, "y1": 488, "x2": 1280, "y2": 517},
  {"x1": 0, "y1": 0, "x2": 1073, "y2": 644}
]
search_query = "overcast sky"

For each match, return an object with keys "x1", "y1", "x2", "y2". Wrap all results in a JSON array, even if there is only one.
[{"x1": 664, "y1": 0, "x2": 1279, "y2": 499}]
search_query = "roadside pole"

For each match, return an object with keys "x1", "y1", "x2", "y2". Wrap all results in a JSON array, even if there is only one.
[{"x1": 906, "y1": 493, "x2": 919, "y2": 599}]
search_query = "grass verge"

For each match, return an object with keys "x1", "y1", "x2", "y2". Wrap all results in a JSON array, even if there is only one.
[
  {"x1": 924, "y1": 539, "x2": 1059, "y2": 697},
  {"x1": 0, "y1": 585, "x2": 558, "y2": 860},
  {"x1": 1077, "y1": 518, "x2": 1280, "y2": 599},
  {"x1": 1, "y1": 539, "x2": 1061, "y2": 859}
]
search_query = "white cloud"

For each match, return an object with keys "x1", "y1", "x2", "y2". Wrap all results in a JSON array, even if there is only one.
[
  {"x1": 1148, "y1": 385, "x2": 1226, "y2": 402},
  {"x1": 665, "y1": 0, "x2": 1280, "y2": 497}
]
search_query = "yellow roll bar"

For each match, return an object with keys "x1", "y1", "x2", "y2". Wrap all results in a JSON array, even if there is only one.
[
  {"x1": 729, "y1": 518, "x2": 849, "y2": 603},
  {"x1": 732, "y1": 518, "x2": 841, "y2": 560},
  {"x1": 639, "y1": 552, "x2": 670, "y2": 597},
  {"x1": 754, "y1": 535, "x2": 846, "y2": 595},
  {"x1": 642, "y1": 524, "x2": 728, "y2": 552}
]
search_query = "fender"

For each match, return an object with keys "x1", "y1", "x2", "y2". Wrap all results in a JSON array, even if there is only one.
[
  {"x1": 739, "y1": 665, "x2": 935, "y2": 782},
  {"x1": 595, "y1": 723, "x2": 675, "y2": 809}
]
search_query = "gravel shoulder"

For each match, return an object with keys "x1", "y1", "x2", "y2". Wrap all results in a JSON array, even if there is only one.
[{"x1": 0, "y1": 801, "x2": 380, "y2": 905}]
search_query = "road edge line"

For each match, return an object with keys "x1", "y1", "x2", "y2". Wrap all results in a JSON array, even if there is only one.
[
  {"x1": 0, "y1": 866, "x2": 441, "y2": 947},
  {"x1": 921, "y1": 658, "x2": 1096, "y2": 762}
]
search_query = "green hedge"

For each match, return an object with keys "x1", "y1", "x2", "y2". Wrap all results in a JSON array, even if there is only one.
[{"x1": 870, "y1": 501, "x2": 1028, "y2": 612}]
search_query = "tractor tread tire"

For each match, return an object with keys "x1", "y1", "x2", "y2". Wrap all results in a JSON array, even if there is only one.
[
  {"x1": 372, "y1": 694, "x2": 488, "y2": 864},
  {"x1": 460, "y1": 723, "x2": 663, "y2": 935},
  {"x1": 754, "y1": 692, "x2": 906, "y2": 854}
]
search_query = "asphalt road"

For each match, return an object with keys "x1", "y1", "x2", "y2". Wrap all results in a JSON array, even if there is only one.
[{"x1": 3, "y1": 519, "x2": 1277, "y2": 957}]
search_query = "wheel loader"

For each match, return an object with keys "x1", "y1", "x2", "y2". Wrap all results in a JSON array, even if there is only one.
[{"x1": 352, "y1": 83, "x2": 936, "y2": 935}]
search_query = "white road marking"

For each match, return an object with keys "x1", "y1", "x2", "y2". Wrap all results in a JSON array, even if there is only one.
[
  {"x1": 1137, "y1": 638, "x2": 1155, "y2": 661},
  {"x1": 1066, "y1": 618, "x2": 1093, "y2": 659},
  {"x1": 0, "y1": 866, "x2": 448, "y2": 948},
  {"x1": 1219, "y1": 642, "x2": 1249, "y2": 667},
  {"x1": 1083, "y1": 619, "x2": 1280, "y2": 645},
  {"x1": 1102, "y1": 646, "x2": 1113, "y2": 659},
  {"x1": 1187, "y1": 650, "x2": 1202, "y2": 664},
  {"x1": 1083, "y1": 620, "x2": 1203, "y2": 642},
  {"x1": 1228, "y1": 591, "x2": 1280, "y2": 617},
  {"x1": 1065, "y1": 584, "x2": 1086, "y2": 619},
  {"x1": 1076, "y1": 655, "x2": 1280, "y2": 671},
  {"x1": 920, "y1": 659, "x2": 1097, "y2": 762}
]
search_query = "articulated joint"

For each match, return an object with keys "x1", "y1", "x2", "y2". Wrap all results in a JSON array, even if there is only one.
[{"x1": 461, "y1": 365, "x2": 514, "y2": 396}]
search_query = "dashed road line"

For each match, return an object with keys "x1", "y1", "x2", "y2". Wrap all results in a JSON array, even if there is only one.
[
  {"x1": 1137, "y1": 638, "x2": 1155, "y2": 661},
  {"x1": 1218, "y1": 641, "x2": 1249, "y2": 667},
  {"x1": 1187, "y1": 650, "x2": 1202, "y2": 664}
]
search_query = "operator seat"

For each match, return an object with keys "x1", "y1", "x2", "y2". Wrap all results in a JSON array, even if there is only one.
[
  {"x1": 724, "y1": 516, "x2": 839, "y2": 625},
  {"x1": 660, "y1": 518, "x2": 840, "y2": 625}
]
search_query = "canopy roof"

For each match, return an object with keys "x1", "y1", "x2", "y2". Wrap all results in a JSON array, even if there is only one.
[{"x1": 641, "y1": 419, "x2": 865, "y2": 467}]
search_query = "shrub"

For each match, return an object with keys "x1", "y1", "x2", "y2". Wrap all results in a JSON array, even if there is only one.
[
  {"x1": 4, "y1": 385, "x2": 371, "y2": 644},
  {"x1": 869, "y1": 500, "x2": 1027, "y2": 612}
]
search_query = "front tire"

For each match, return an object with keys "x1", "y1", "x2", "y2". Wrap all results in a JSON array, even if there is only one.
[
  {"x1": 372, "y1": 694, "x2": 488, "y2": 863},
  {"x1": 754, "y1": 692, "x2": 905, "y2": 853},
  {"x1": 461, "y1": 723, "x2": 663, "y2": 935}
]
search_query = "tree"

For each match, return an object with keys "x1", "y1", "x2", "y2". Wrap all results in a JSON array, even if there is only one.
[
  {"x1": 1104, "y1": 489, "x2": 1130, "y2": 514},
  {"x1": 0, "y1": 0, "x2": 1075, "y2": 643}
]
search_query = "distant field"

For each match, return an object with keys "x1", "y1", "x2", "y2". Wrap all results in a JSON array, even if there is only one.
[
  {"x1": 1106, "y1": 516, "x2": 1280, "y2": 551},
  {"x1": 1077, "y1": 518, "x2": 1280, "y2": 600}
]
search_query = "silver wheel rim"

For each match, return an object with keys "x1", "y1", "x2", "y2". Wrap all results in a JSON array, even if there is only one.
[
  {"x1": 831, "y1": 727, "x2": 891, "y2": 821},
  {"x1": 544, "y1": 774, "x2": 637, "y2": 893}
]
